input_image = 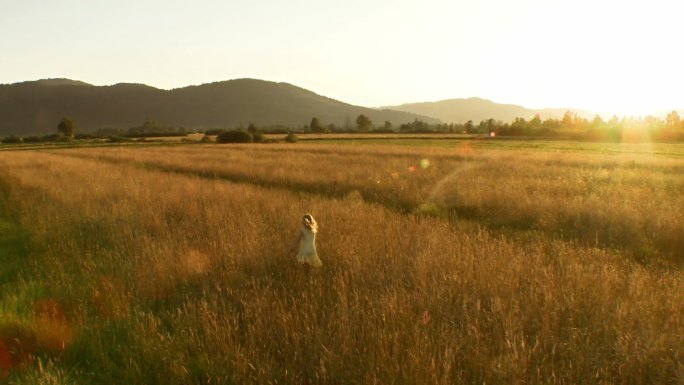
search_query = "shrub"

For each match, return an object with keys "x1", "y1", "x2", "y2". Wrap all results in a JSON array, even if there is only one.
[
  {"x1": 252, "y1": 132, "x2": 265, "y2": 143},
  {"x1": 75, "y1": 133, "x2": 99, "y2": 140},
  {"x1": 216, "y1": 130, "x2": 252, "y2": 144},
  {"x1": 22, "y1": 136, "x2": 41, "y2": 143},
  {"x1": 285, "y1": 132, "x2": 298, "y2": 143},
  {"x1": 1, "y1": 136, "x2": 22, "y2": 144},
  {"x1": 41, "y1": 134, "x2": 64, "y2": 142}
]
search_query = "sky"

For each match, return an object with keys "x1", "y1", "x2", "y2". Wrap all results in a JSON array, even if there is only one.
[{"x1": 1, "y1": 0, "x2": 682, "y2": 116}]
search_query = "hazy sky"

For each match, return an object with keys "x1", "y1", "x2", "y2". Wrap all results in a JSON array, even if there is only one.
[{"x1": 1, "y1": 0, "x2": 681, "y2": 116}]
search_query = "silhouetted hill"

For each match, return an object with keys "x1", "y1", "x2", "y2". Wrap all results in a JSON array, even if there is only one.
[
  {"x1": 0, "y1": 78, "x2": 438, "y2": 136},
  {"x1": 384, "y1": 97, "x2": 594, "y2": 124},
  {"x1": 30, "y1": 78, "x2": 93, "y2": 87}
]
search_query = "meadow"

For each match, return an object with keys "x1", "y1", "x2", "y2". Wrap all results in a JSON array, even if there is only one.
[{"x1": 0, "y1": 139, "x2": 682, "y2": 384}]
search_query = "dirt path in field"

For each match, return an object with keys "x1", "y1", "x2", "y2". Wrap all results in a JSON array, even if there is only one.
[
  {"x1": 45, "y1": 150, "x2": 684, "y2": 265},
  {"x1": 52, "y1": 150, "x2": 423, "y2": 213},
  {"x1": 0, "y1": 172, "x2": 31, "y2": 285}
]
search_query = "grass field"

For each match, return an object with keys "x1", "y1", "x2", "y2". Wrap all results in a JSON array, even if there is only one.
[{"x1": 0, "y1": 139, "x2": 682, "y2": 384}]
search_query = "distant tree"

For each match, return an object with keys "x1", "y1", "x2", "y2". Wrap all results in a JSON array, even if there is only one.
[
  {"x1": 285, "y1": 132, "x2": 298, "y2": 143},
  {"x1": 542, "y1": 118, "x2": 561, "y2": 130},
  {"x1": 42, "y1": 133, "x2": 63, "y2": 142},
  {"x1": 509, "y1": 117, "x2": 527, "y2": 135},
  {"x1": 644, "y1": 115, "x2": 661, "y2": 130},
  {"x1": 608, "y1": 115, "x2": 621, "y2": 128},
  {"x1": 23, "y1": 136, "x2": 41, "y2": 143},
  {"x1": 356, "y1": 114, "x2": 373, "y2": 131},
  {"x1": 216, "y1": 130, "x2": 252, "y2": 143},
  {"x1": 399, "y1": 119, "x2": 431, "y2": 132},
  {"x1": 384, "y1": 121, "x2": 393, "y2": 131},
  {"x1": 479, "y1": 118, "x2": 499, "y2": 134},
  {"x1": 252, "y1": 131, "x2": 265, "y2": 143},
  {"x1": 575, "y1": 116, "x2": 590, "y2": 131},
  {"x1": 590, "y1": 115, "x2": 604, "y2": 129},
  {"x1": 310, "y1": 117, "x2": 326, "y2": 133},
  {"x1": 128, "y1": 121, "x2": 185, "y2": 137},
  {"x1": 464, "y1": 120, "x2": 475, "y2": 134},
  {"x1": 528, "y1": 114, "x2": 542, "y2": 130},
  {"x1": 247, "y1": 123, "x2": 258, "y2": 134},
  {"x1": 1, "y1": 136, "x2": 22, "y2": 144},
  {"x1": 561, "y1": 111, "x2": 575, "y2": 129},
  {"x1": 666, "y1": 111, "x2": 681, "y2": 128},
  {"x1": 560, "y1": 112, "x2": 589, "y2": 131},
  {"x1": 57, "y1": 117, "x2": 76, "y2": 138}
]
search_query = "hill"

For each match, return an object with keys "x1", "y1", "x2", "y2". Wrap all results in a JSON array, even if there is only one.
[
  {"x1": 0, "y1": 78, "x2": 439, "y2": 135},
  {"x1": 383, "y1": 97, "x2": 594, "y2": 124}
]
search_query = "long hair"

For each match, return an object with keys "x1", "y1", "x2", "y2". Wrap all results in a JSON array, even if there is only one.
[{"x1": 302, "y1": 214, "x2": 318, "y2": 234}]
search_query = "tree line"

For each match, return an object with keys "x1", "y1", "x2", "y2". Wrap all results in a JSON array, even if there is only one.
[
  {"x1": 292, "y1": 111, "x2": 684, "y2": 141},
  {"x1": 3, "y1": 111, "x2": 684, "y2": 144},
  {"x1": 463, "y1": 111, "x2": 684, "y2": 141},
  {"x1": 303, "y1": 111, "x2": 684, "y2": 142},
  {"x1": 1, "y1": 118, "x2": 191, "y2": 144}
]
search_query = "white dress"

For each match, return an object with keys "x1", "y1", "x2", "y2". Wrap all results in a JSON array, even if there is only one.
[{"x1": 296, "y1": 227, "x2": 322, "y2": 267}]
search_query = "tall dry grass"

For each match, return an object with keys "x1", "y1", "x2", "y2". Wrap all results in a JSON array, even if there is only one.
[
  {"x1": 0, "y1": 146, "x2": 682, "y2": 384},
  {"x1": 58, "y1": 143, "x2": 684, "y2": 261}
]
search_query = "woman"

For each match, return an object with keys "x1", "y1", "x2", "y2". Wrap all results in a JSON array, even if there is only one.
[{"x1": 295, "y1": 214, "x2": 322, "y2": 267}]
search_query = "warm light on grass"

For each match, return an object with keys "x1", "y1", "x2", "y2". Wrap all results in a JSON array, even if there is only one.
[
  {"x1": 0, "y1": 142, "x2": 682, "y2": 384},
  {"x1": 57, "y1": 142, "x2": 684, "y2": 261}
]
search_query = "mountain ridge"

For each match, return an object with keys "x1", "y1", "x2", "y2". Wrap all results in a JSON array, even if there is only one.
[
  {"x1": 382, "y1": 97, "x2": 595, "y2": 124},
  {"x1": 0, "y1": 78, "x2": 439, "y2": 136}
]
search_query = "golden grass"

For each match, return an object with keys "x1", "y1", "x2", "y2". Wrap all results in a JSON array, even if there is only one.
[
  {"x1": 57, "y1": 142, "x2": 684, "y2": 260},
  {"x1": 0, "y1": 143, "x2": 682, "y2": 384}
]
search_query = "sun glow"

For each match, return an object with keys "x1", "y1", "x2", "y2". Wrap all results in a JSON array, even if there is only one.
[
  {"x1": 474, "y1": 0, "x2": 682, "y2": 117},
  {"x1": 1, "y1": 0, "x2": 681, "y2": 116}
]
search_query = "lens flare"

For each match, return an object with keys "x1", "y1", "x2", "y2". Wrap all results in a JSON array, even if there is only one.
[
  {"x1": 0, "y1": 322, "x2": 37, "y2": 375},
  {"x1": 422, "y1": 310, "x2": 431, "y2": 325},
  {"x1": 408, "y1": 165, "x2": 417, "y2": 172},
  {"x1": 420, "y1": 159, "x2": 430, "y2": 169},
  {"x1": 455, "y1": 141, "x2": 474, "y2": 157},
  {"x1": 0, "y1": 341, "x2": 10, "y2": 379}
]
